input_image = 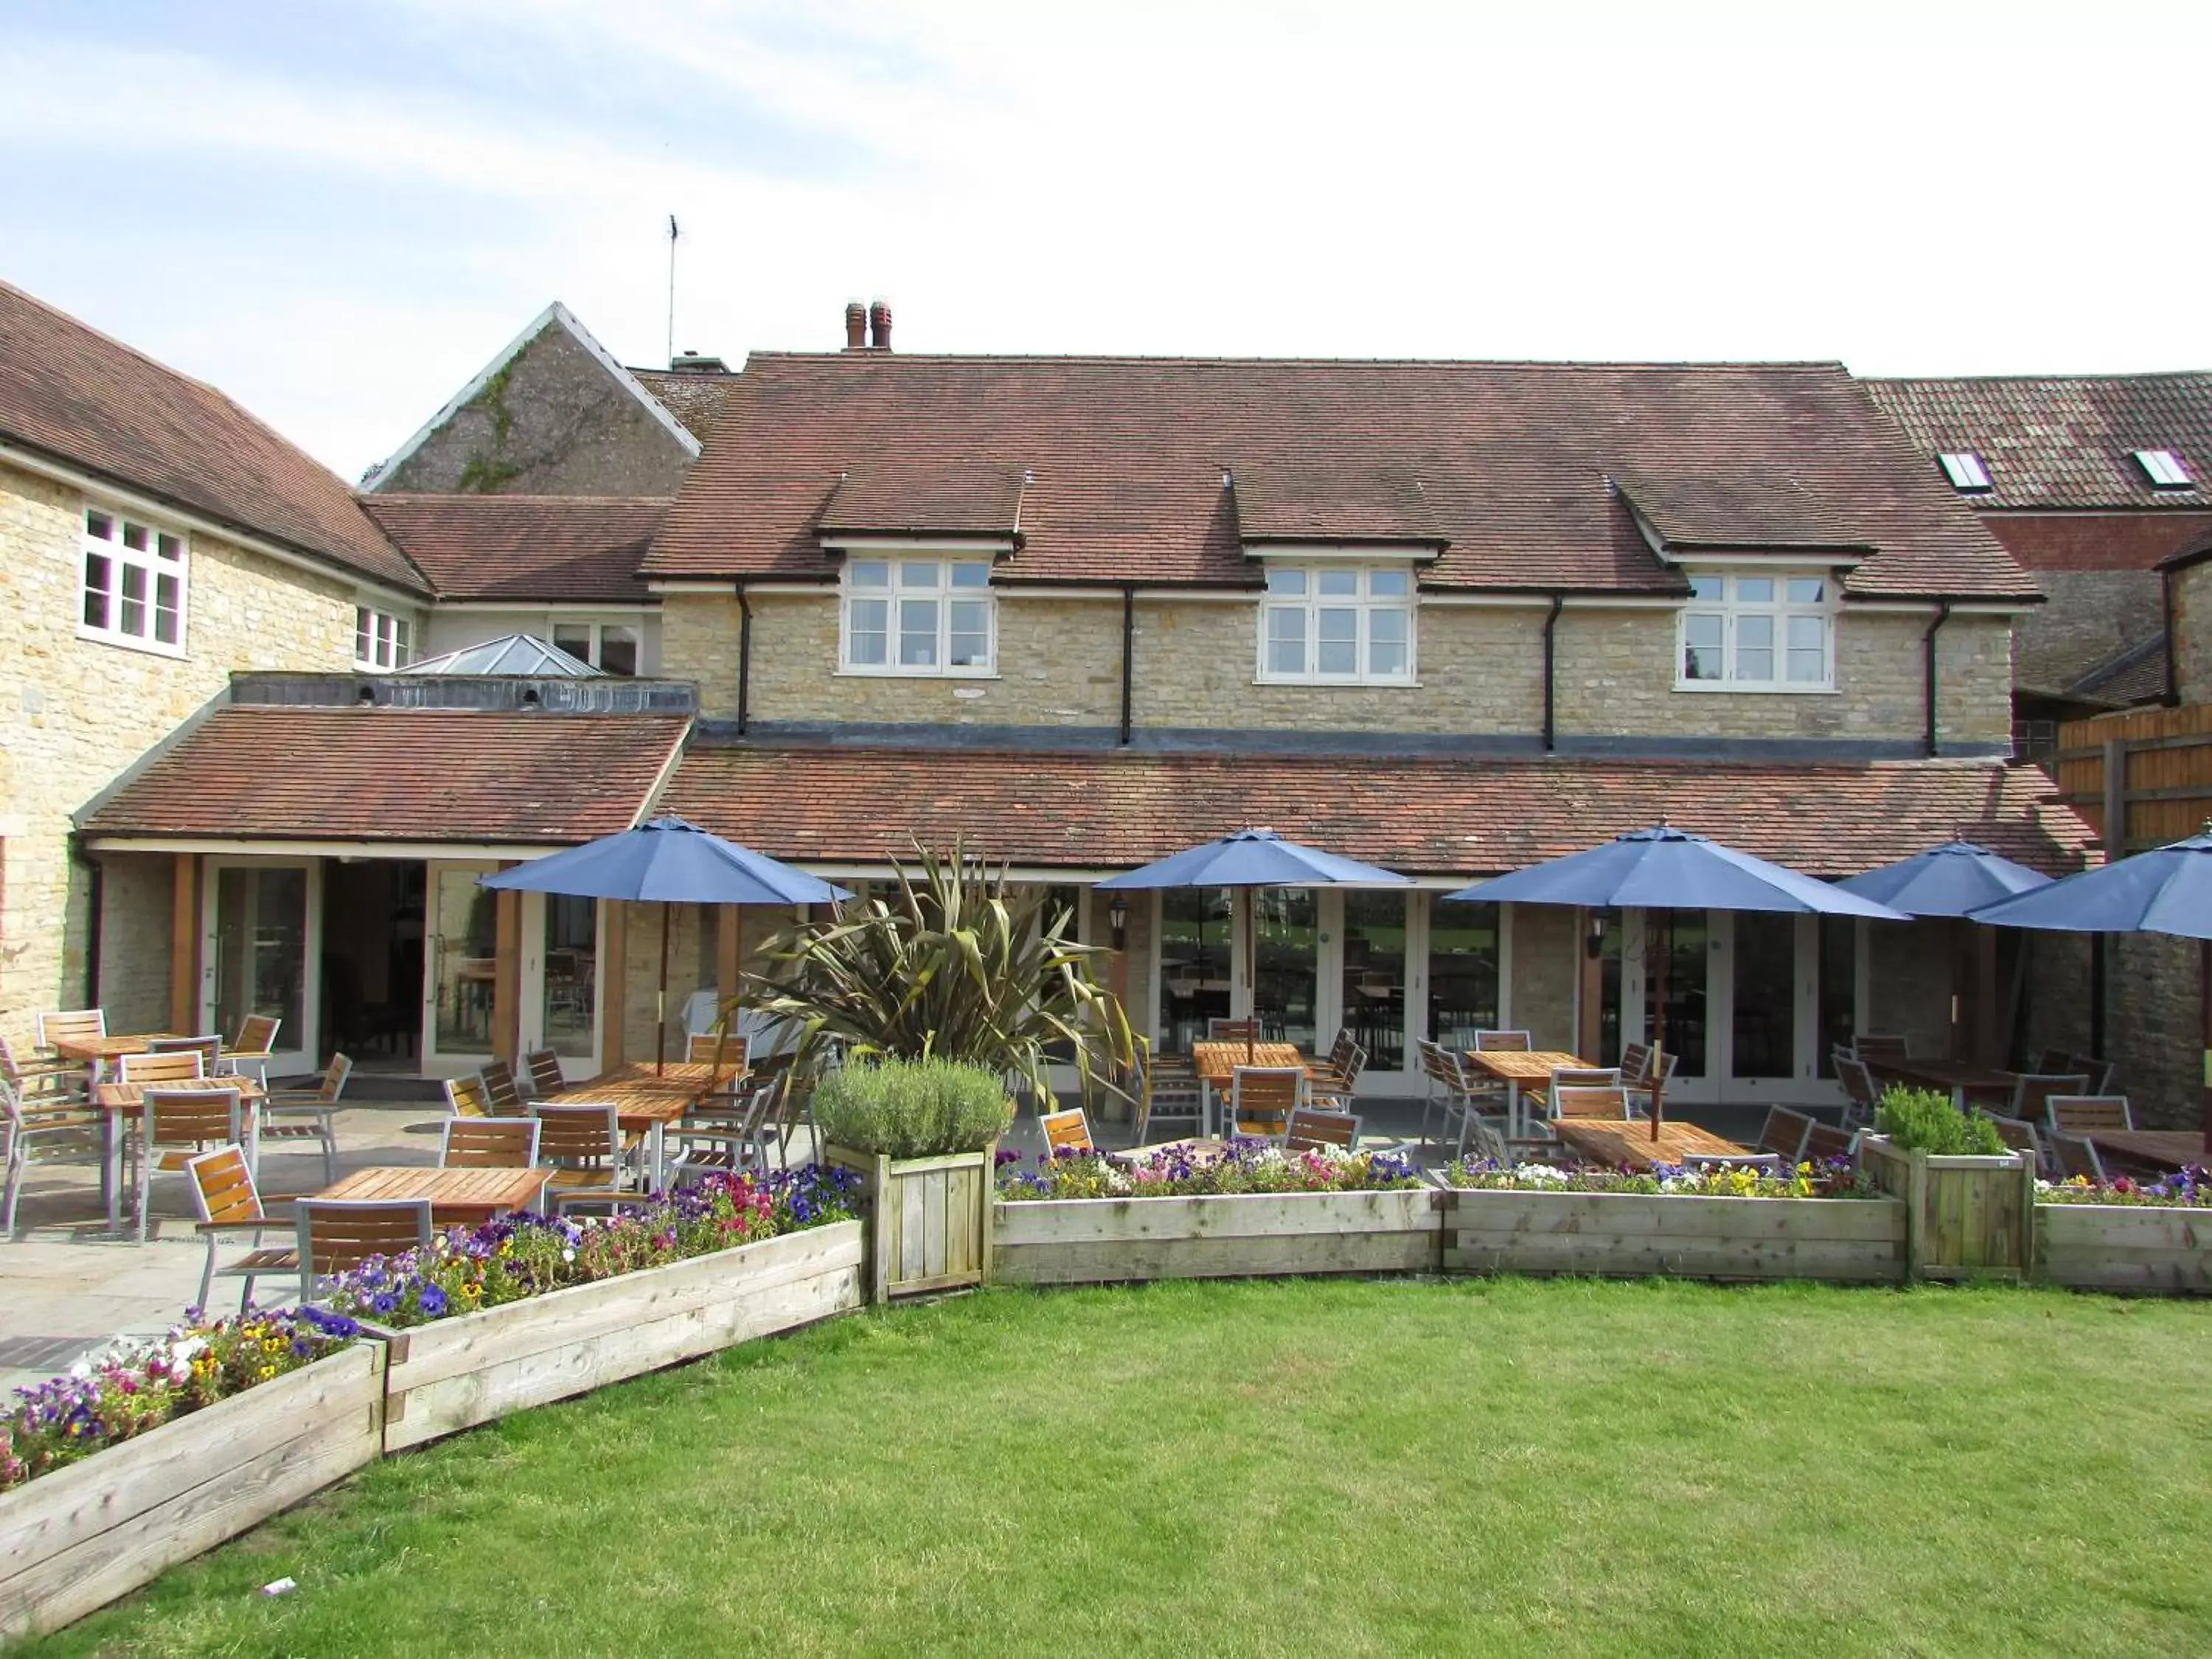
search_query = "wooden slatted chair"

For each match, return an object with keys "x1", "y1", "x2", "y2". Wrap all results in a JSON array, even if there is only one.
[
  {"x1": 219, "y1": 1015, "x2": 282, "y2": 1085},
  {"x1": 1551, "y1": 1085, "x2": 1631, "y2": 1120},
  {"x1": 479, "y1": 1059, "x2": 525, "y2": 1116},
  {"x1": 1128, "y1": 1035, "x2": 1203, "y2": 1144},
  {"x1": 1284, "y1": 1107, "x2": 1360, "y2": 1153},
  {"x1": 2046, "y1": 1094, "x2": 2134, "y2": 1134},
  {"x1": 1756, "y1": 1105, "x2": 1815, "y2": 1164},
  {"x1": 185, "y1": 1144, "x2": 296, "y2": 1312},
  {"x1": 33, "y1": 1009, "x2": 105, "y2": 1057},
  {"x1": 686, "y1": 1031, "x2": 750, "y2": 1076},
  {"x1": 1472, "y1": 1029, "x2": 1533, "y2": 1052},
  {"x1": 294, "y1": 1197, "x2": 434, "y2": 1304},
  {"x1": 2034, "y1": 1048, "x2": 2077, "y2": 1077},
  {"x1": 150, "y1": 1034, "x2": 224, "y2": 1074},
  {"x1": 2011, "y1": 1073, "x2": 2090, "y2": 1127},
  {"x1": 1623, "y1": 1049, "x2": 1678, "y2": 1119},
  {"x1": 1307, "y1": 1041, "x2": 1366, "y2": 1110},
  {"x1": 2049, "y1": 1132, "x2": 2106, "y2": 1183},
  {"x1": 1619, "y1": 1043, "x2": 1652, "y2": 1086},
  {"x1": 1, "y1": 1032, "x2": 86, "y2": 1107},
  {"x1": 137, "y1": 1085, "x2": 246, "y2": 1242},
  {"x1": 1834, "y1": 1055, "x2": 1882, "y2": 1129},
  {"x1": 521, "y1": 1047, "x2": 566, "y2": 1104},
  {"x1": 1548, "y1": 1068, "x2": 1621, "y2": 1117},
  {"x1": 1040, "y1": 1106, "x2": 1096, "y2": 1155},
  {"x1": 529, "y1": 1102, "x2": 637, "y2": 1210},
  {"x1": 2064, "y1": 1053, "x2": 2119, "y2": 1095},
  {"x1": 1980, "y1": 1113, "x2": 2048, "y2": 1176},
  {"x1": 1852, "y1": 1033, "x2": 1912, "y2": 1077},
  {"x1": 120, "y1": 1049, "x2": 204, "y2": 1085},
  {"x1": 1206, "y1": 1017, "x2": 1262, "y2": 1043},
  {"x1": 439, "y1": 1116, "x2": 542, "y2": 1169},
  {"x1": 4, "y1": 1076, "x2": 104, "y2": 1239},
  {"x1": 1422, "y1": 1046, "x2": 1486, "y2": 1157},
  {"x1": 444, "y1": 1073, "x2": 492, "y2": 1118},
  {"x1": 1801, "y1": 1121, "x2": 1857, "y2": 1162},
  {"x1": 672, "y1": 1074, "x2": 782, "y2": 1183},
  {"x1": 1226, "y1": 1065, "x2": 1304, "y2": 1141},
  {"x1": 260, "y1": 1053, "x2": 351, "y2": 1186}
]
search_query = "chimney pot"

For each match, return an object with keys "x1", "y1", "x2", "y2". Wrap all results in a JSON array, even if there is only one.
[
  {"x1": 869, "y1": 299, "x2": 892, "y2": 352},
  {"x1": 843, "y1": 301, "x2": 867, "y2": 352}
]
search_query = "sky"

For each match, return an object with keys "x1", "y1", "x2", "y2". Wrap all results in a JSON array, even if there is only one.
[{"x1": 3, "y1": 0, "x2": 2208, "y2": 481}]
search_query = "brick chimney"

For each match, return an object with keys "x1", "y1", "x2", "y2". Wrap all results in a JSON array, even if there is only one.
[
  {"x1": 843, "y1": 301, "x2": 867, "y2": 352},
  {"x1": 869, "y1": 299, "x2": 892, "y2": 352}
]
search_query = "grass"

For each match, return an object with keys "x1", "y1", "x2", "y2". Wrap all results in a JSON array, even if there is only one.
[{"x1": 27, "y1": 1277, "x2": 2212, "y2": 1658}]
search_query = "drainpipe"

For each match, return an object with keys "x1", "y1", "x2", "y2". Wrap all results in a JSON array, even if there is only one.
[
  {"x1": 1119, "y1": 583, "x2": 1136, "y2": 747},
  {"x1": 734, "y1": 580, "x2": 753, "y2": 737},
  {"x1": 77, "y1": 835, "x2": 104, "y2": 1007},
  {"x1": 1541, "y1": 593, "x2": 1565, "y2": 752},
  {"x1": 1922, "y1": 600, "x2": 1952, "y2": 759}
]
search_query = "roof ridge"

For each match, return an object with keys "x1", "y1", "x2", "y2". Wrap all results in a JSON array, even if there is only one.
[
  {"x1": 741, "y1": 350, "x2": 1853, "y2": 372},
  {"x1": 361, "y1": 493, "x2": 673, "y2": 507},
  {"x1": 1865, "y1": 370, "x2": 2212, "y2": 388}
]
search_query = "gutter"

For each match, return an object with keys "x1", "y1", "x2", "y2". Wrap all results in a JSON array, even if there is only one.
[
  {"x1": 734, "y1": 580, "x2": 753, "y2": 737},
  {"x1": 1119, "y1": 584, "x2": 1136, "y2": 747},
  {"x1": 1922, "y1": 600, "x2": 1952, "y2": 758},
  {"x1": 1541, "y1": 593, "x2": 1565, "y2": 752}
]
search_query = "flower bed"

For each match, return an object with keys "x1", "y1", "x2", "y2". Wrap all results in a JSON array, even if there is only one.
[
  {"x1": 1430, "y1": 1160, "x2": 1905, "y2": 1283},
  {"x1": 343, "y1": 1169, "x2": 865, "y2": 1452},
  {"x1": 1, "y1": 1325, "x2": 383, "y2": 1643},
  {"x1": 998, "y1": 1139, "x2": 1422, "y2": 1202},
  {"x1": 2036, "y1": 1169, "x2": 2212, "y2": 1293},
  {"x1": 2037, "y1": 1169, "x2": 2211, "y2": 1206}
]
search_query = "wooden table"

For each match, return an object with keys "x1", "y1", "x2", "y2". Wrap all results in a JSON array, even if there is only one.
[
  {"x1": 316, "y1": 1165, "x2": 550, "y2": 1225},
  {"x1": 1190, "y1": 1041, "x2": 1305, "y2": 1137},
  {"x1": 545, "y1": 1061, "x2": 742, "y2": 1189},
  {"x1": 2081, "y1": 1129, "x2": 2208, "y2": 1174},
  {"x1": 1462, "y1": 1049, "x2": 1590, "y2": 1139},
  {"x1": 1550, "y1": 1117, "x2": 1751, "y2": 1172},
  {"x1": 91, "y1": 1076, "x2": 269, "y2": 1233},
  {"x1": 52, "y1": 1032, "x2": 178, "y2": 1065},
  {"x1": 1877, "y1": 1058, "x2": 2019, "y2": 1112}
]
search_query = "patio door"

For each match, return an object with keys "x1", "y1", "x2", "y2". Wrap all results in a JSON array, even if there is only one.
[
  {"x1": 422, "y1": 860, "x2": 499, "y2": 1075},
  {"x1": 1250, "y1": 889, "x2": 1319, "y2": 1051},
  {"x1": 201, "y1": 859, "x2": 318, "y2": 1075},
  {"x1": 518, "y1": 891, "x2": 602, "y2": 1080}
]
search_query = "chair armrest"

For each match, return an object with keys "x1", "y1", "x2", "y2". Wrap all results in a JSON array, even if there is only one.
[
  {"x1": 194, "y1": 1210, "x2": 291, "y2": 1235},
  {"x1": 262, "y1": 1095, "x2": 336, "y2": 1113}
]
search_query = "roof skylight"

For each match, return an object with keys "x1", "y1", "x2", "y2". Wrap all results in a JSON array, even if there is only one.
[
  {"x1": 1938, "y1": 452, "x2": 1993, "y2": 492},
  {"x1": 2134, "y1": 449, "x2": 2193, "y2": 489}
]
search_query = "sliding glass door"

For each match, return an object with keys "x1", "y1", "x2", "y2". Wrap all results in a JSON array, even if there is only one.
[{"x1": 201, "y1": 860, "x2": 317, "y2": 1074}]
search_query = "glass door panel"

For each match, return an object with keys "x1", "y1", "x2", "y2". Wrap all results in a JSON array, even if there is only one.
[
  {"x1": 1340, "y1": 891, "x2": 1407, "y2": 1071},
  {"x1": 1427, "y1": 899, "x2": 1499, "y2": 1051},
  {"x1": 1253, "y1": 890, "x2": 1318, "y2": 1051},
  {"x1": 1644, "y1": 909, "x2": 1709, "y2": 1080},
  {"x1": 1158, "y1": 888, "x2": 1231, "y2": 1054},
  {"x1": 425, "y1": 863, "x2": 498, "y2": 1068},
  {"x1": 541, "y1": 894, "x2": 599, "y2": 1065},
  {"x1": 1731, "y1": 911, "x2": 1798, "y2": 1082},
  {"x1": 206, "y1": 863, "x2": 311, "y2": 1070},
  {"x1": 1817, "y1": 916, "x2": 1856, "y2": 1079}
]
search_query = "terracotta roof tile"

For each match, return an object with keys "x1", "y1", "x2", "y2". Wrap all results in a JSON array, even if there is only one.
[
  {"x1": 817, "y1": 460, "x2": 1026, "y2": 538},
  {"x1": 1229, "y1": 462, "x2": 1447, "y2": 546},
  {"x1": 80, "y1": 708, "x2": 688, "y2": 843},
  {"x1": 1864, "y1": 374, "x2": 2212, "y2": 511},
  {"x1": 647, "y1": 354, "x2": 2031, "y2": 599},
  {"x1": 1615, "y1": 470, "x2": 1869, "y2": 552},
  {"x1": 0, "y1": 280, "x2": 424, "y2": 592},
  {"x1": 630, "y1": 367, "x2": 741, "y2": 440},
  {"x1": 663, "y1": 746, "x2": 2091, "y2": 878},
  {"x1": 359, "y1": 495, "x2": 664, "y2": 602}
]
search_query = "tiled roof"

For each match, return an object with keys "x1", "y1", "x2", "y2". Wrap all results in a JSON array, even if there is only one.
[
  {"x1": 1229, "y1": 462, "x2": 1446, "y2": 547},
  {"x1": 647, "y1": 355, "x2": 2031, "y2": 599},
  {"x1": 2067, "y1": 636, "x2": 2169, "y2": 708},
  {"x1": 1986, "y1": 510, "x2": 2212, "y2": 573},
  {"x1": 359, "y1": 495, "x2": 663, "y2": 602},
  {"x1": 1616, "y1": 470, "x2": 1869, "y2": 553},
  {"x1": 0, "y1": 280, "x2": 424, "y2": 592},
  {"x1": 663, "y1": 746, "x2": 2092, "y2": 878},
  {"x1": 817, "y1": 460, "x2": 1026, "y2": 539},
  {"x1": 1863, "y1": 374, "x2": 2212, "y2": 510},
  {"x1": 80, "y1": 708, "x2": 688, "y2": 843},
  {"x1": 630, "y1": 366, "x2": 741, "y2": 441}
]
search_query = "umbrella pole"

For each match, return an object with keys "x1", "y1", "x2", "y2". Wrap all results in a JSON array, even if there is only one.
[
  {"x1": 1243, "y1": 887, "x2": 1256, "y2": 1063},
  {"x1": 1651, "y1": 911, "x2": 1669, "y2": 1141},
  {"x1": 2201, "y1": 939, "x2": 2211, "y2": 1159},
  {"x1": 655, "y1": 902, "x2": 670, "y2": 1076}
]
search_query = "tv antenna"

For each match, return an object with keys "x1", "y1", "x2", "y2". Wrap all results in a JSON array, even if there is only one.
[{"x1": 665, "y1": 214, "x2": 679, "y2": 367}]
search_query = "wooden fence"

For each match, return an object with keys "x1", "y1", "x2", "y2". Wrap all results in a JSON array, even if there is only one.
[{"x1": 2056, "y1": 703, "x2": 2212, "y2": 854}]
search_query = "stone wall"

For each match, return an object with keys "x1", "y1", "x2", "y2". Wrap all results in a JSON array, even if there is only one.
[
  {"x1": 1508, "y1": 904, "x2": 1579, "y2": 1052},
  {"x1": 95, "y1": 854, "x2": 177, "y2": 1035},
  {"x1": 1865, "y1": 921, "x2": 1958, "y2": 1060},
  {"x1": 2013, "y1": 569, "x2": 2163, "y2": 695},
  {"x1": 2173, "y1": 561, "x2": 2212, "y2": 704},
  {"x1": 2106, "y1": 934, "x2": 2199, "y2": 1130},
  {"x1": 669, "y1": 588, "x2": 2010, "y2": 748},
  {"x1": 374, "y1": 321, "x2": 693, "y2": 497},
  {"x1": 0, "y1": 462, "x2": 359, "y2": 1048}
]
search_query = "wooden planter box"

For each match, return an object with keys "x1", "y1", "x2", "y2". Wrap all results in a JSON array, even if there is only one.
[
  {"x1": 1857, "y1": 1138, "x2": 2037, "y2": 1280},
  {"x1": 824, "y1": 1144, "x2": 994, "y2": 1301},
  {"x1": 0, "y1": 1341, "x2": 386, "y2": 1644},
  {"x1": 366, "y1": 1220, "x2": 863, "y2": 1453},
  {"x1": 992, "y1": 1188, "x2": 1443, "y2": 1285},
  {"x1": 2037, "y1": 1203, "x2": 2212, "y2": 1293},
  {"x1": 1436, "y1": 1184, "x2": 1907, "y2": 1281}
]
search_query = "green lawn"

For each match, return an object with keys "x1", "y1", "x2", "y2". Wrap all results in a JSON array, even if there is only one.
[{"x1": 29, "y1": 1278, "x2": 2212, "y2": 1658}]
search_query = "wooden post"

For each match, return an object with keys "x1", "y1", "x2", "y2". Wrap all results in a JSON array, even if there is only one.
[
  {"x1": 1971, "y1": 923, "x2": 2000, "y2": 1068},
  {"x1": 168, "y1": 852, "x2": 198, "y2": 1036},
  {"x1": 1904, "y1": 1147, "x2": 1928, "y2": 1282},
  {"x1": 716, "y1": 903, "x2": 741, "y2": 1010},
  {"x1": 1576, "y1": 908, "x2": 1604, "y2": 1061},
  {"x1": 2018, "y1": 1147, "x2": 2042, "y2": 1283},
  {"x1": 490, "y1": 886, "x2": 520, "y2": 1062},
  {"x1": 602, "y1": 901, "x2": 627, "y2": 1070}
]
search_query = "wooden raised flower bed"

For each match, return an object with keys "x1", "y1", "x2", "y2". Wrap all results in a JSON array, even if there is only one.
[
  {"x1": 992, "y1": 1188, "x2": 1444, "y2": 1285},
  {"x1": 1857, "y1": 1138, "x2": 2037, "y2": 1281},
  {"x1": 366, "y1": 1220, "x2": 863, "y2": 1453},
  {"x1": 1436, "y1": 1186, "x2": 1907, "y2": 1281},
  {"x1": 824, "y1": 1145, "x2": 995, "y2": 1300},
  {"x1": 0, "y1": 1340, "x2": 387, "y2": 1644},
  {"x1": 2037, "y1": 1203, "x2": 2212, "y2": 1293}
]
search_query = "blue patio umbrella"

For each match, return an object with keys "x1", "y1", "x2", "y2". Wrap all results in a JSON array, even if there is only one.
[
  {"x1": 1836, "y1": 841, "x2": 2052, "y2": 918},
  {"x1": 484, "y1": 816, "x2": 849, "y2": 1072},
  {"x1": 1444, "y1": 826, "x2": 1907, "y2": 1135},
  {"x1": 1972, "y1": 827, "x2": 2212, "y2": 1153},
  {"x1": 1096, "y1": 829, "x2": 1411, "y2": 1061}
]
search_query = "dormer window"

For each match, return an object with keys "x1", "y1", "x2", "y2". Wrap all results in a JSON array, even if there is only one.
[
  {"x1": 1938, "y1": 452, "x2": 1992, "y2": 492},
  {"x1": 1677, "y1": 571, "x2": 1834, "y2": 692},
  {"x1": 2135, "y1": 449, "x2": 2193, "y2": 489},
  {"x1": 841, "y1": 557, "x2": 995, "y2": 675},
  {"x1": 1256, "y1": 563, "x2": 1416, "y2": 686}
]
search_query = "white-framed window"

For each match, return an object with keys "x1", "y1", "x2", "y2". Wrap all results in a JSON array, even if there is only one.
[
  {"x1": 1677, "y1": 571, "x2": 1834, "y2": 691},
  {"x1": 552, "y1": 621, "x2": 641, "y2": 676},
  {"x1": 840, "y1": 557, "x2": 995, "y2": 675},
  {"x1": 354, "y1": 605, "x2": 412, "y2": 669},
  {"x1": 80, "y1": 505, "x2": 187, "y2": 655},
  {"x1": 1256, "y1": 563, "x2": 1415, "y2": 685}
]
